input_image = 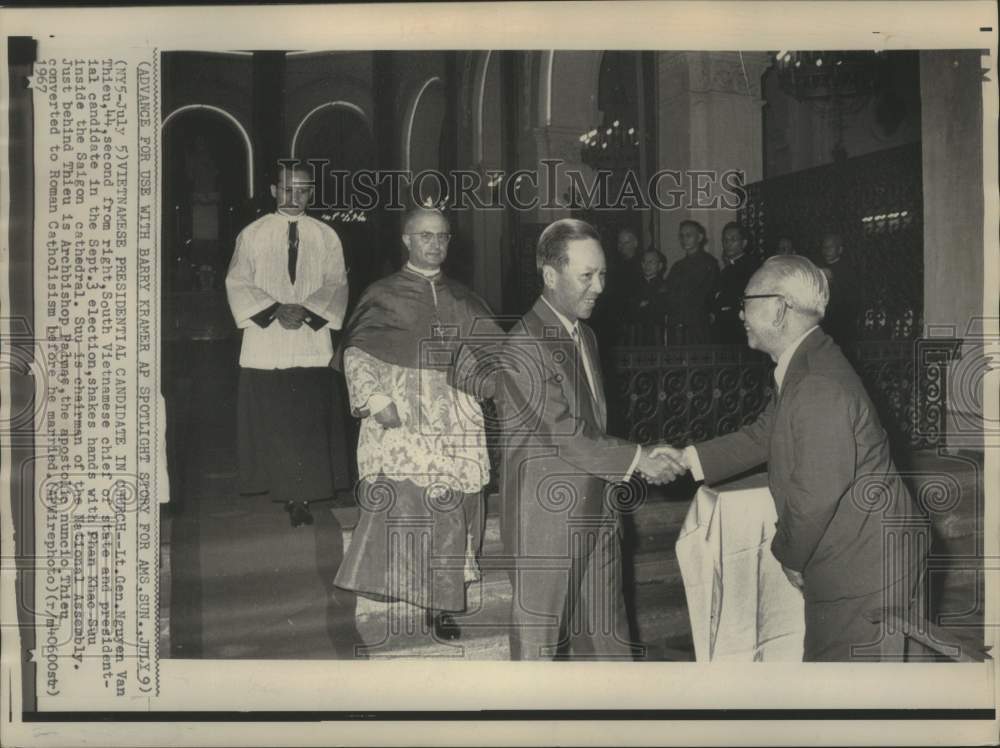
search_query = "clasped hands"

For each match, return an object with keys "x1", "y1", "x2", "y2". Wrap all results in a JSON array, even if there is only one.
[
  {"x1": 636, "y1": 444, "x2": 688, "y2": 485},
  {"x1": 276, "y1": 303, "x2": 308, "y2": 330}
]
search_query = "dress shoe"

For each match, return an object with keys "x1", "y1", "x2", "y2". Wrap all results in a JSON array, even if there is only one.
[
  {"x1": 283, "y1": 500, "x2": 314, "y2": 528},
  {"x1": 425, "y1": 610, "x2": 461, "y2": 641}
]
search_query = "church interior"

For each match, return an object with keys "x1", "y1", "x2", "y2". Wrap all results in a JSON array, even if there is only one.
[{"x1": 158, "y1": 49, "x2": 989, "y2": 660}]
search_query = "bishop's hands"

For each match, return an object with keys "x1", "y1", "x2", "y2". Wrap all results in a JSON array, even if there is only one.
[
  {"x1": 371, "y1": 401, "x2": 402, "y2": 429},
  {"x1": 636, "y1": 444, "x2": 689, "y2": 485}
]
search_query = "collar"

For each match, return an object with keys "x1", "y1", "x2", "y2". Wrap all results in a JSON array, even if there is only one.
[
  {"x1": 774, "y1": 325, "x2": 818, "y2": 392},
  {"x1": 540, "y1": 295, "x2": 578, "y2": 337},
  {"x1": 276, "y1": 210, "x2": 303, "y2": 222},
  {"x1": 405, "y1": 262, "x2": 442, "y2": 279}
]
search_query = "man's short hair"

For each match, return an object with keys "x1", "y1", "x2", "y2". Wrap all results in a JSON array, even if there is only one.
[
  {"x1": 273, "y1": 159, "x2": 314, "y2": 186},
  {"x1": 723, "y1": 221, "x2": 750, "y2": 243},
  {"x1": 536, "y1": 218, "x2": 601, "y2": 272},
  {"x1": 402, "y1": 206, "x2": 449, "y2": 234},
  {"x1": 759, "y1": 255, "x2": 830, "y2": 320}
]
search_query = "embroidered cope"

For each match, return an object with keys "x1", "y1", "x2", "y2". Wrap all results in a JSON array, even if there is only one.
[{"x1": 344, "y1": 347, "x2": 491, "y2": 494}]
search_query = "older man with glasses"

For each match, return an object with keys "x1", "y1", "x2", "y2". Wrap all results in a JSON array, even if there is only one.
[
  {"x1": 334, "y1": 206, "x2": 503, "y2": 644},
  {"x1": 655, "y1": 255, "x2": 925, "y2": 661}
]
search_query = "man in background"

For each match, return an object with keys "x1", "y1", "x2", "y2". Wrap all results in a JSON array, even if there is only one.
[
  {"x1": 226, "y1": 161, "x2": 349, "y2": 521},
  {"x1": 712, "y1": 222, "x2": 760, "y2": 344},
  {"x1": 818, "y1": 232, "x2": 860, "y2": 348},
  {"x1": 663, "y1": 219, "x2": 719, "y2": 345},
  {"x1": 626, "y1": 248, "x2": 669, "y2": 345}
]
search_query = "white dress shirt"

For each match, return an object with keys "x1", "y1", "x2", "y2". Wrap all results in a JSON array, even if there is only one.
[
  {"x1": 539, "y1": 295, "x2": 641, "y2": 480},
  {"x1": 226, "y1": 211, "x2": 348, "y2": 369},
  {"x1": 685, "y1": 325, "x2": 819, "y2": 481}
]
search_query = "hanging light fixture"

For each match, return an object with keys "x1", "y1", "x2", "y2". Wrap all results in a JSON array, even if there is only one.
[
  {"x1": 578, "y1": 119, "x2": 640, "y2": 170},
  {"x1": 774, "y1": 50, "x2": 886, "y2": 101}
]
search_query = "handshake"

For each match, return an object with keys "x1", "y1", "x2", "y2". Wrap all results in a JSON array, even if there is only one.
[{"x1": 635, "y1": 445, "x2": 689, "y2": 485}]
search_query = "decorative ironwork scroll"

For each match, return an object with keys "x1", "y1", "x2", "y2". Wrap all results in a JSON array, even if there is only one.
[
  {"x1": 609, "y1": 338, "x2": 961, "y2": 451},
  {"x1": 611, "y1": 345, "x2": 775, "y2": 446},
  {"x1": 852, "y1": 337, "x2": 963, "y2": 449}
]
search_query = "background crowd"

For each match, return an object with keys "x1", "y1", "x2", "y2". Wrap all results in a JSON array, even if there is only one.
[{"x1": 597, "y1": 222, "x2": 859, "y2": 351}]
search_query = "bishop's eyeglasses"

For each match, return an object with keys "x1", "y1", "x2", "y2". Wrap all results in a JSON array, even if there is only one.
[{"x1": 408, "y1": 232, "x2": 452, "y2": 245}]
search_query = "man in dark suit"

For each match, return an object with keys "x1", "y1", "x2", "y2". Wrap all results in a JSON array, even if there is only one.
[
  {"x1": 818, "y1": 232, "x2": 860, "y2": 348},
  {"x1": 657, "y1": 255, "x2": 924, "y2": 661},
  {"x1": 663, "y1": 219, "x2": 719, "y2": 344},
  {"x1": 712, "y1": 222, "x2": 760, "y2": 344},
  {"x1": 498, "y1": 218, "x2": 683, "y2": 661}
]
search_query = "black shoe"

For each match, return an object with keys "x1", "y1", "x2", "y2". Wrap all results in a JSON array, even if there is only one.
[
  {"x1": 284, "y1": 501, "x2": 314, "y2": 528},
  {"x1": 425, "y1": 610, "x2": 461, "y2": 641}
]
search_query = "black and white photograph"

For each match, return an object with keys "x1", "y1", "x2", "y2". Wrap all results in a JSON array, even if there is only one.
[{"x1": 1, "y1": 2, "x2": 997, "y2": 746}]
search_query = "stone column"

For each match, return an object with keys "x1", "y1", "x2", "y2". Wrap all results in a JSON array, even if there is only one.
[
  {"x1": 920, "y1": 50, "x2": 992, "y2": 453},
  {"x1": 655, "y1": 52, "x2": 769, "y2": 266}
]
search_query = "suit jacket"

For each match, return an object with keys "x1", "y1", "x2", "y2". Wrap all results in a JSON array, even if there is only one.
[
  {"x1": 712, "y1": 253, "x2": 760, "y2": 344},
  {"x1": 820, "y1": 259, "x2": 860, "y2": 347},
  {"x1": 663, "y1": 250, "x2": 720, "y2": 344},
  {"x1": 695, "y1": 328, "x2": 922, "y2": 602},
  {"x1": 499, "y1": 298, "x2": 637, "y2": 559}
]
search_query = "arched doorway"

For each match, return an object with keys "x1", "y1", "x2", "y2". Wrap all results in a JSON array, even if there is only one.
[
  {"x1": 160, "y1": 106, "x2": 252, "y2": 515},
  {"x1": 293, "y1": 103, "x2": 380, "y2": 304},
  {"x1": 577, "y1": 52, "x2": 645, "y2": 250},
  {"x1": 162, "y1": 106, "x2": 252, "y2": 297}
]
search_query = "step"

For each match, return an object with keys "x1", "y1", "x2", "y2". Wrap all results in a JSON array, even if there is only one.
[
  {"x1": 198, "y1": 576, "x2": 694, "y2": 660},
  {"x1": 351, "y1": 583, "x2": 693, "y2": 661},
  {"x1": 191, "y1": 533, "x2": 686, "y2": 635},
  {"x1": 173, "y1": 497, "x2": 689, "y2": 586},
  {"x1": 333, "y1": 498, "x2": 691, "y2": 567},
  {"x1": 332, "y1": 494, "x2": 692, "y2": 533}
]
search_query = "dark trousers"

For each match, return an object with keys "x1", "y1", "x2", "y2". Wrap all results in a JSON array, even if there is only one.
[
  {"x1": 237, "y1": 367, "x2": 335, "y2": 503},
  {"x1": 804, "y1": 572, "x2": 918, "y2": 662},
  {"x1": 509, "y1": 520, "x2": 638, "y2": 661}
]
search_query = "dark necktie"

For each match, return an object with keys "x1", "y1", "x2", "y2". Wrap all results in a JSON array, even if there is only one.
[{"x1": 287, "y1": 221, "x2": 299, "y2": 284}]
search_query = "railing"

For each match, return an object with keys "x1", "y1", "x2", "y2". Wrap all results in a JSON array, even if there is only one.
[
  {"x1": 610, "y1": 345, "x2": 774, "y2": 445},
  {"x1": 608, "y1": 339, "x2": 962, "y2": 451}
]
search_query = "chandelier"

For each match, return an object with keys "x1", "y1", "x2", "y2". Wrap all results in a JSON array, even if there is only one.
[
  {"x1": 774, "y1": 50, "x2": 886, "y2": 101},
  {"x1": 578, "y1": 120, "x2": 640, "y2": 171}
]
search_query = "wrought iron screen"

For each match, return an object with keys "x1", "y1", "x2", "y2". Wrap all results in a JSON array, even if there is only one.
[
  {"x1": 611, "y1": 345, "x2": 775, "y2": 446},
  {"x1": 607, "y1": 338, "x2": 960, "y2": 452},
  {"x1": 739, "y1": 142, "x2": 923, "y2": 341}
]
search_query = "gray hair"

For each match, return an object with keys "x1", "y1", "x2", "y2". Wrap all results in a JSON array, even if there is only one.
[{"x1": 758, "y1": 255, "x2": 829, "y2": 320}]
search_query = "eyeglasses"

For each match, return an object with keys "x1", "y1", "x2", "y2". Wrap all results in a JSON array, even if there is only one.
[
  {"x1": 408, "y1": 232, "x2": 452, "y2": 244},
  {"x1": 739, "y1": 294, "x2": 788, "y2": 311}
]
